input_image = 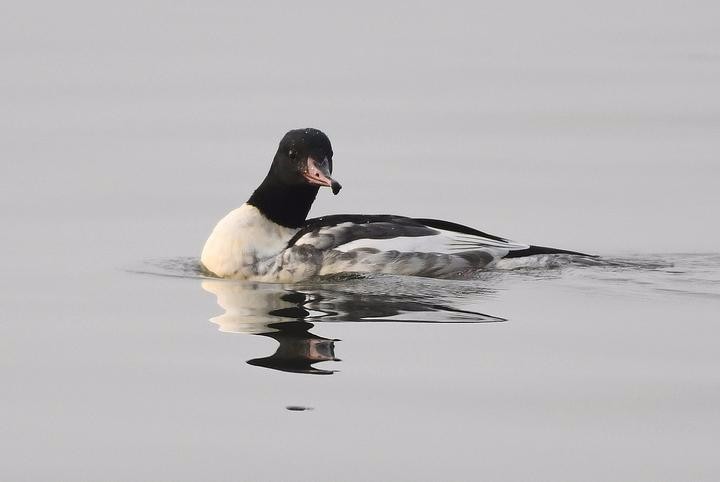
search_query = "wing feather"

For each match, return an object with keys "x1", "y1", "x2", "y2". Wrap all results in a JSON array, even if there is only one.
[{"x1": 289, "y1": 214, "x2": 528, "y2": 254}]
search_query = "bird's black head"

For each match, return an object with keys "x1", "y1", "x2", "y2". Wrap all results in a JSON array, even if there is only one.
[
  {"x1": 271, "y1": 128, "x2": 342, "y2": 195},
  {"x1": 248, "y1": 128, "x2": 342, "y2": 228}
]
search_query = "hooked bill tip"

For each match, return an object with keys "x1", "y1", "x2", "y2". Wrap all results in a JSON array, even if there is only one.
[{"x1": 331, "y1": 181, "x2": 342, "y2": 195}]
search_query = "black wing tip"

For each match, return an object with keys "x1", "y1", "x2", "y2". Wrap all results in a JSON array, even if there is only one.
[
  {"x1": 412, "y1": 218, "x2": 509, "y2": 243},
  {"x1": 503, "y1": 245, "x2": 597, "y2": 259}
]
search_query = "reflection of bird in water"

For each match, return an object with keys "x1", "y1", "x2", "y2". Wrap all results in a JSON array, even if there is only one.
[{"x1": 201, "y1": 278, "x2": 505, "y2": 375}]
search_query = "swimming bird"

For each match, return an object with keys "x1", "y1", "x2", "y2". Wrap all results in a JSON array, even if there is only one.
[{"x1": 201, "y1": 128, "x2": 589, "y2": 282}]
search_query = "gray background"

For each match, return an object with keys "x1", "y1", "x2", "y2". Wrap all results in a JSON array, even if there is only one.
[{"x1": 1, "y1": 1, "x2": 719, "y2": 481}]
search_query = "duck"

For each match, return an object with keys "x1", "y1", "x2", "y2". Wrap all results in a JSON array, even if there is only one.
[{"x1": 201, "y1": 128, "x2": 590, "y2": 282}]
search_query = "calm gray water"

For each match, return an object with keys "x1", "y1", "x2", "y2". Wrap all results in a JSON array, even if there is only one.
[{"x1": 2, "y1": 1, "x2": 720, "y2": 480}]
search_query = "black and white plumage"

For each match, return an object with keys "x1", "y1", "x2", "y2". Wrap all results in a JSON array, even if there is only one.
[{"x1": 201, "y1": 128, "x2": 590, "y2": 282}]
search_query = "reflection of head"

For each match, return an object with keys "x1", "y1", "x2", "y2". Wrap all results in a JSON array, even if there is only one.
[{"x1": 247, "y1": 321, "x2": 339, "y2": 375}]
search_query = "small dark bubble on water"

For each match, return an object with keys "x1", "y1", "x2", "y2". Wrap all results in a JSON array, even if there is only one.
[{"x1": 286, "y1": 406, "x2": 314, "y2": 412}]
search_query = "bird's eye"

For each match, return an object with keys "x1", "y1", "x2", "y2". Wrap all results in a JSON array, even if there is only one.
[{"x1": 288, "y1": 150, "x2": 297, "y2": 160}]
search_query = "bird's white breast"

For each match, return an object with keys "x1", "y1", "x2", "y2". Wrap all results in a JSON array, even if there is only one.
[{"x1": 200, "y1": 203, "x2": 299, "y2": 279}]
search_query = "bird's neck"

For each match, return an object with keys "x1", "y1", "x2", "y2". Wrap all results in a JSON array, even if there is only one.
[{"x1": 247, "y1": 176, "x2": 319, "y2": 228}]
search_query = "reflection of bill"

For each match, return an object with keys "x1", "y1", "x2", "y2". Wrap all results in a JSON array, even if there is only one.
[{"x1": 201, "y1": 278, "x2": 504, "y2": 375}]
